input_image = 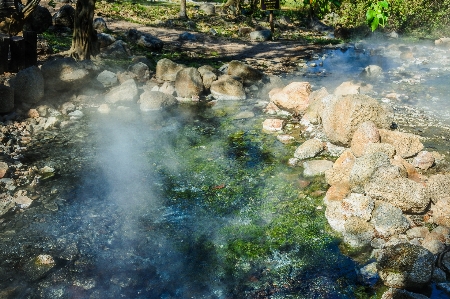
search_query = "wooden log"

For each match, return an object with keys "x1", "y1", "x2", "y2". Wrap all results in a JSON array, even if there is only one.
[
  {"x1": 10, "y1": 36, "x2": 26, "y2": 72},
  {"x1": 0, "y1": 33, "x2": 9, "y2": 74},
  {"x1": 23, "y1": 31, "x2": 37, "y2": 68}
]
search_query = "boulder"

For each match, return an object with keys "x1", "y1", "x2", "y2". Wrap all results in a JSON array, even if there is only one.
[
  {"x1": 156, "y1": 58, "x2": 185, "y2": 82},
  {"x1": 259, "y1": 75, "x2": 285, "y2": 100},
  {"x1": 262, "y1": 118, "x2": 284, "y2": 132},
  {"x1": 96, "y1": 70, "x2": 117, "y2": 88},
  {"x1": 227, "y1": 60, "x2": 263, "y2": 85},
  {"x1": 302, "y1": 87, "x2": 328, "y2": 124},
  {"x1": 350, "y1": 121, "x2": 380, "y2": 157},
  {"x1": 9, "y1": 66, "x2": 44, "y2": 104},
  {"x1": 342, "y1": 217, "x2": 375, "y2": 248},
  {"x1": 370, "y1": 201, "x2": 410, "y2": 238},
  {"x1": 250, "y1": 30, "x2": 272, "y2": 41},
  {"x1": 93, "y1": 17, "x2": 108, "y2": 32},
  {"x1": 175, "y1": 67, "x2": 204, "y2": 98},
  {"x1": 412, "y1": 151, "x2": 435, "y2": 170},
  {"x1": 97, "y1": 33, "x2": 116, "y2": 48},
  {"x1": 104, "y1": 79, "x2": 138, "y2": 104},
  {"x1": 377, "y1": 243, "x2": 434, "y2": 289},
  {"x1": 325, "y1": 149, "x2": 356, "y2": 186},
  {"x1": 269, "y1": 82, "x2": 312, "y2": 114},
  {"x1": 0, "y1": 85, "x2": 15, "y2": 113},
  {"x1": 341, "y1": 193, "x2": 375, "y2": 221},
  {"x1": 129, "y1": 62, "x2": 150, "y2": 82},
  {"x1": 426, "y1": 174, "x2": 450, "y2": 204},
  {"x1": 127, "y1": 29, "x2": 163, "y2": 51},
  {"x1": 199, "y1": 3, "x2": 215, "y2": 15},
  {"x1": 365, "y1": 176, "x2": 429, "y2": 213},
  {"x1": 379, "y1": 129, "x2": 424, "y2": 158},
  {"x1": 303, "y1": 160, "x2": 333, "y2": 177},
  {"x1": 198, "y1": 65, "x2": 218, "y2": 89},
  {"x1": 363, "y1": 142, "x2": 396, "y2": 158},
  {"x1": 333, "y1": 81, "x2": 360, "y2": 96},
  {"x1": 101, "y1": 40, "x2": 130, "y2": 58},
  {"x1": 41, "y1": 57, "x2": 93, "y2": 92},
  {"x1": 430, "y1": 197, "x2": 450, "y2": 227},
  {"x1": 361, "y1": 65, "x2": 383, "y2": 78},
  {"x1": 52, "y1": 4, "x2": 75, "y2": 28},
  {"x1": 348, "y1": 152, "x2": 391, "y2": 192},
  {"x1": 381, "y1": 288, "x2": 430, "y2": 299},
  {"x1": 293, "y1": 138, "x2": 324, "y2": 160},
  {"x1": 138, "y1": 91, "x2": 177, "y2": 111},
  {"x1": 321, "y1": 94, "x2": 394, "y2": 146},
  {"x1": 325, "y1": 199, "x2": 346, "y2": 233},
  {"x1": 210, "y1": 75, "x2": 246, "y2": 100},
  {"x1": 24, "y1": 5, "x2": 52, "y2": 33}
]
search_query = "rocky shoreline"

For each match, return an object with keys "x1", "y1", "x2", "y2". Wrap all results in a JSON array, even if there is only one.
[{"x1": 1, "y1": 39, "x2": 450, "y2": 297}]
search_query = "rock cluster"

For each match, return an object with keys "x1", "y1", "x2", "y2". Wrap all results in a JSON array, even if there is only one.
[{"x1": 262, "y1": 80, "x2": 450, "y2": 297}]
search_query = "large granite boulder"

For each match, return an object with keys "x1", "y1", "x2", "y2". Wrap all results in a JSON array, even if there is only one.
[
  {"x1": 350, "y1": 121, "x2": 381, "y2": 157},
  {"x1": 379, "y1": 129, "x2": 424, "y2": 158},
  {"x1": 227, "y1": 60, "x2": 263, "y2": 85},
  {"x1": 377, "y1": 243, "x2": 434, "y2": 289},
  {"x1": 348, "y1": 152, "x2": 391, "y2": 192},
  {"x1": 104, "y1": 79, "x2": 138, "y2": 104},
  {"x1": 24, "y1": 5, "x2": 52, "y2": 33},
  {"x1": 370, "y1": 201, "x2": 410, "y2": 238},
  {"x1": 138, "y1": 91, "x2": 177, "y2": 111},
  {"x1": 41, "y1": 57, "x2": 93, "y2": 92},
  {"x1": 127, "y1": 29, "x2": 163, "y2": 51},
  {"x1": 175, "y1": 67, "x2": 204, "y2": 98},
  {"x1": 52, "y1": 4, "x2": 75, "y2": 28},
  {"x1": 269, "y1": 82, "x2": 312, "y2": 114},
  {"x1": 9, "y1": 66, "x2": 44, "y2": 104},
  {"x1": 321, "y1": 94, "x2": 393, "y2": 146},
  {"x1": 198, "y1": 65, "x2": 218, "y2": 90},
  {"x1": 210, "y1": 75, "x2": 246, "y2": 100},
  {"x1": 156, "y1": 58, "x2": 185, "y2": 82}
]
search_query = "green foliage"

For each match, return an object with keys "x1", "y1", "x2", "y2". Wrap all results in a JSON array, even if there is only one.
[
  {"x1": 303, "y1": 0, "x2": 341, "y2": 19},
  {"x1": 41, "y1": 32, "x2": 72, "y2": 53},
  {"x1": 366, "y1": 1, "x2": 389, "y2": 31}
]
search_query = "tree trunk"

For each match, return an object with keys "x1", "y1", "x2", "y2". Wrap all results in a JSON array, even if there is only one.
[
  {"x1": 69, "y1": 0, "x2": 98, "y2": 60},
  {"x1": 179, "y1": 0, "x2": 187, "y2": 19}
]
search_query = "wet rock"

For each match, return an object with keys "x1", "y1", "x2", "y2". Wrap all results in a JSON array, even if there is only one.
[
  {"x1": 175, "y1": 67, "x2": 204, "y2": 98},
  {"x1": 250, "y1": 30, "x2": 272, "y2": 41},
  {"x1": 233, "y1": 111, "x2": 254, "y2": 119},
  {"x1": 262, "y1": 118, "x2": 284, "y2": 132},
  {"x1": 269, "y1": 82, "x2": 312, "y2": 114},
  {"x1": 333, "y1": 81, "x2": 360, "y2": 96},
  {"x1": 381, "y1": 288, "x2": 429, "y2": 299},
  {"x1": 52, "y1": 5, "x2": 74, "y2": 28},
  {"x1": 14, "y1": 195, "x2": 32, "y2": 209},
  {"x1": 358, "y1": 262, "x2": 379, "y2": 286},
  {"x1": 432, "y1": 268, "x2": 447, "y2": 283},
  {"x1": 105, "y1": 79, "x2": 138, "y2": 104},
  {"x1": 377, "y1": 243, "x2": 434, "y2": 289},
  {"x1": 325, "y1": 149, "x2": 356, "y2": 186},
  {"x1": 294, "y1": 138, "x2": 324, "y2": 160},
  {"x1": 24, "y1": 5, "x2": 52, "y2": 33},
  {"x1": 0, "y1": 194, "x2": 14, "y2": 216},
  {"x1": 129, "y1": 62, "x2": 150, "y2": 82},
  {"x1": 138, "y1": 91, "x2": 177, "y2": 111},
  {"x1": 227, "y1": 60, "x2": 263, "y2": 85},
  {"x1": 93, "y1": 17, "x2": 108, "y2": 32},
  {"x1": 343, "y1": 216, "x2": 375, "y2": 248},
  {"x1": 24, "y1": 254, "x2": 56, "y2": 280},
  {"x1": 426, "y1": 174, "x2": 450, "y2": 204},
  {"x1": 97, "y1": 70, "x2": 118, "y2": 88},
  {"x1": 370, "y1": 201, "x2": 410, "y2": 238},
  {"x1": 321, "y1": 94, "x2": 393, "y2": 146},
  {"x1": 350, "y1": 121, "x2": 380, "y2": 157},
  {"x1": 379, "y1": 129, "x2": 424, "y2": 158},
  {"x1": 210, "y1": 75, "x2": 246, "y2": 100},
  {"x1": 276, "y1": 134, "x2": 294, "y2": 144},
  {"x1": 361, "y1": 65, "x2": 383, "y2": 78},
  {"x1": 0, "y1": 84, "x2": 15, "y2": 113},
  {"x1": 41, "y1": 57, "x2": 92, "y2": 92},
  {"x1": 303, "y1": 160, "x2": 333, "y2": 177},
  {"x1": 97, "y1": 104, "x2": 111, "y2": 114},
  {"x1": 155, "y1": 58, "x2": 185, "y2": 82}
]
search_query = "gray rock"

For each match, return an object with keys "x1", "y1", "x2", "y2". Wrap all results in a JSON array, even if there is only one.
[
  {"x1": 381, "y1": 288, "x2": 430, "y2": 299},
  {"x1": 9, "y1": 66, "x2": 44, "y2": 104},
  {"x1": 426, "y1": 174, "x2": 450, "y2": 204},
  {"x1": 361, "y1": 65, "x2": 383, "y2": 78},
  {"x1": 303, "y1": 160, "x2": 333, "y2": 177},
  {"x1": 0, "y1": 194, "x2": 14, "y2": 216},
  {"x1": 379, "y1": 129, "x2": 424, "y2": 158},
  {"x1": 377, "y1": 243, "x2": 434, "y2": 289},
  {"x1": 227, "y1": 60, "x2": 263, "y2": 85},
  {"x1": 24, "y1": 5, "x2": 52, "y2": 33},
  {"x1": 93, "y1": 17, "x2": 108, "y2": 32},
  {"x1": 210, "y1": 75, "x2": 246, "y2": 100},
  {"x1": 129, "y1": 62, "x2": 150, "y2": 82},
  {"x1": 370, "y1": 201, "x2": 410, "y2": 238},
  {"x1": 349, "y1": 152, "x2": 391, "y2": 192},
  {"x1": 52, "y1": 4, "x2": 74, "y2": 28},
  {"x1": 104, "y1": 79, "x2": 138, "y2": 104},
  {"x1": 175, "y1": 67, "x2": 204, "y2": 98},
  {"x1": 138, "y1": 91, "x2": 177, "y2": 111},
  {"x1": 41, "y1": 57, "x2": 93, "y2": 92},
  {"x1": 127, "y1": 29, "x2": 163, "y2": 51},
  {"x1": 341, "y1": 193, "x2": 375, "y2": 221},
  {"x1": 200, "y1": 3, "x2": 215, "y2": 15},
  {"x1": 250, "y1": 30, "x2": 272, "y2": 41},
  {"x1": 294, "y1": 138, "x2": 324, "y2": 160},
  {"x1": 101, "y1": 40, "x2": 130, "y2": 58},
  {"x1": 343, "y1": 216, "x2": 375, "y2": 248},
  {"x1": 96, "y1": 70, "x2": 118, "y2": 88},
  {"x1": 437, "y1": 283, "x2": 450, "y2": 296},
  {"x1": 97, "y1": 33, "x2": 116, "y2": 48},
  {"x1": 156, "y1": 58, "x2": 185, "y2": 82},
  {"x1": 358, "y1": 262, "x2": 379, "y2": 286},
  {"x1": 179, "y1": 32, "x2": 197, "y2": 41},
  {"x1": 321, "y1": 94, "x2": 394, "y2": 146}
]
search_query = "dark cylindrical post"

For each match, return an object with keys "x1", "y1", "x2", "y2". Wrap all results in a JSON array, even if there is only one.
[
  {"x1": 0, "y1": 34, "x2": 10, "y2": 74},
  {"x1": 269, "y1": 10, "x2": 274, "y2": 33},
  {"x1": 10, "y1": 36, "x2": 26, "y2": 72},
  {"x1": 23, "y1": 31, "x2": 37, "y2": 68}
]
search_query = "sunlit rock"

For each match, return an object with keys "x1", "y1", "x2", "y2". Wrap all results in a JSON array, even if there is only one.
[
  {"x1": 350, "y1": 121, "x2": 380, "y2": 157},
  {"x1": 294, "y1": 138, "x2": 324, "y2": 160},
  {"x1": 421, "y1": 233, "x2": 446, "y2": 254},
  {"x1": 199, "y1": 3, "x2": 215, "y2": 15},
  {"x1": 301, "y1": 87, "x2": 328, "y2": 125},
  {"x1": 358, "y1": 262, "x2": 379, "y2": 287},
  {"x1": 325, "y1": 149, "x2": 356, "y2": 186},
  {"x1": 9, "y1": 66, "x2": 44, "y2": 104},
  {"x1": 105, "y1": 79, "x2": 138, "y2": 104},
  {"x1": 426, "y1": 174, "x2": 450, "y2": 204},
  {"x1": 156, "y1": 58, "x2": 185, "y2": 82},
  {"x1": 269, "y1": 82, "x2": 312, "y2": 114},
  {"x1": 262, "y1": 118, "x2": 284, "y2": 132},
  {"x1": 227, "y1": 60, "x2": 263, "y2": 85},
  {"x1": 321, "y1": 94, "x2": 393, "y2": 146},
  {"x1": 249, "y1": 30, "x2": 272, "y2": 41},
  {"x1": 303, "y1": 160, "x2": 333, "y2": 177},
  {"x1": 363, "y1": 142, "x2": 396, "y2": 158},
  {"x1": 342, "y1": 216, "x2": 375, "y2": 248},
  {"x1": 175, "y1": 67, "x2": 204, "y2": 98},
  {"x1": 14, "y1": 195, "x2": 32, "y2": 209},
  {"x1": 379, "y1": 129, "x2": 424, "y2": 158},
  {"x1": 0, "y1": 194, "x2": 14, "y2": 216},
  {"x1": 406, "y1": 227, "x2": 429, "y2": 239},
  {"x1": 276, "y1": 134, "x2": 294, "y2": 144},
  {"x1": 323, "y1": 183, "x2": 350, "y2": 202},
  {"x1": 430, "y1": 197, "x2": 450, "y2": 227},
  {"x1": 412, "y1": 151, "x2": 435, "y2": 170},
  {"x1": 341, "y1": 193, "x2": 375, "y2": 221},
  {"x1": 210, "y1": 75, "x2": 246, "y2": 100},
  {"x1": 370, "y1": 201, "x2": 410, "y2": 238},
  {"x1": 333, "y1": 81, "x2": 360, "y2": 96},
  {"x1": 138, "y1": 91, "x2": 177, "y2": 111},
  {"x1": 377, "y1": 243, "x2": 433, "y2": 289},
  {"x1": 325, "y1": 199, "x2": 346, "y2": 233},
  {"x1": 435, "y1": 37, "x2": 450, "y2": 47},
  {"x1": 349, "y1": 152, "x2": 391, "y2": 192},
  {"x1": 41, "y1": 57, "x2": 92, "y2": 92},
  {"x1": 97, "y1": 104, "x2": 111, "y2": 114},
  {"x1": 361, "y1": 65, "x2": 383, "y2": 78},
  {"x1": 0, "y1": 162, "x2": 8, "y2": 179},
  {"x1": 198, "y1": 65, "x2": 218, "y2": 90}
]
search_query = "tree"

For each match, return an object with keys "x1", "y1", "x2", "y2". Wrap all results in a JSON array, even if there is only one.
[
  {"x1": 0, "y1": 0, "x2": 40, "y2": 36},
  {"x1": 179, "y1": 0, "x2": 187, "y2": 19},
  {"x1": 69, "y1": 0, "x2": 99, "y2": 60}
]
